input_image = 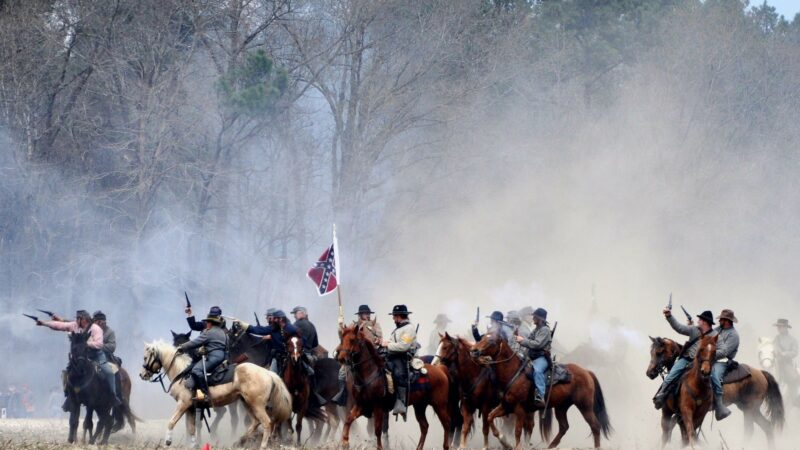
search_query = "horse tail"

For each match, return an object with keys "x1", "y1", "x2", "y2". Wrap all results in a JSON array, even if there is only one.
[
  {"x1": 763, "y1": 370, "x2": 785, "y2": 431},
  {"x1": 266, "y1": 372, "x2": 293, "y2": 422},
  {"x1": 539, "y1": 408, "x2": 553, "y2": 442},
  {"x1": 590, "y1": 371, "x2": 613, "y2": 439},
  {"x1": 305, "y1": 405, "x2": 328, "y2": 421}
]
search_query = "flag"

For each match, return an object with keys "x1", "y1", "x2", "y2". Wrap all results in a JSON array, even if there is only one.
[{"x1": 307, "y1": 243, "x2": 338, "y2": 296}]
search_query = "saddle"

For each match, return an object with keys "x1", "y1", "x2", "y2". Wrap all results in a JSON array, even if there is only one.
[
  {"x1": 544, "y1": 363, "x2": 572, "y2": 386},
  {"x1": 722, "y1": 361, "x2": 751, "y2": 384},
  {"x1": 207, "y1": 362, "x2": 237, "y2": 386}
]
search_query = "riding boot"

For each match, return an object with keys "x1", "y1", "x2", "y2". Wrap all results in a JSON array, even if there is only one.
[
  {"x1": 713, "y1": 394, "x2": 731, "y2": 421},
  {"x1": 392, "y1": 387, "x2": 408, "y2": 415},
  {"x1": 332, "y1": 379, "x2": 348, "y2": 406},
  {"x1": 192, "y1": 376, "x2": 209, "y2": 403},
  {"x1": 652, "y1": 382, "x2": 668, "y2": 409},
  {"x1": 533, "y1": 390, "x2": 546, "y2": 409},
  {"x1": 309, "y1": 376, "x2": 327, "y2": 407}
]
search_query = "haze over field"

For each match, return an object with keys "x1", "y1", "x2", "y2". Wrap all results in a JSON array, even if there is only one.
[{"x1": 1, "y1": 0, "x2": 799, "y2": 447}]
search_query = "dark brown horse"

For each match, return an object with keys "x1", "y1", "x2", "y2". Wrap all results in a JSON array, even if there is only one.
[
  {"x1": 336, "y1": 324, "x2": 452, "y2": 450},
  {"x1": 470, "y1": 332, "x2": 611, "y2": 449},
  {"x1": 284, "y1": 335, "x2": 327, "y2": 445},
  {"x1": 647, "y1": 336, "x2": 784, "y2": 448},
  {"x1": 434, "y1": 332, "x2": 506, "y2": 449},
  {"x1": 83, "y1": 367, "x2": 137, "y2": 443}
]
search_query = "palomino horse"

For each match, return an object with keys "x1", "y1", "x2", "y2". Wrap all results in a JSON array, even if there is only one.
[
  {"x1": 434, "y1": 333, "x2": 506, "y2": 449},
  {"x1": 284, "y1": 335, "x2": 327, "y2": 445},
  {"x1": 470, "y1": 332, "x2": 611, "y2": 450},
  {"x1": 171, "y1": 330, "x2": 240, "y2": 435},
  {"x1": 648, "y1": 336, "x2": 784, "y2": 448},
  {"x1": 336, "y1": 324, "x2": 452, "y2": 450},
  {"x1": 139, "y1": 341, "x2": 292, "y2": 449}
]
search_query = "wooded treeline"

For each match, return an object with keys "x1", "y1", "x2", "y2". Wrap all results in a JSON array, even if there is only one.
[{"x1": 0, "y1": 0, "x2": 798, "y2": 323}]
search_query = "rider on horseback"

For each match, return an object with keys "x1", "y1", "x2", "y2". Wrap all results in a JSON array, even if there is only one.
[
  {"x1": 37, "y1": 310, "x2": 123, "y2": 407},
  {"x1": 93, "y1": 311, "x2": 121, "y2": 367},
  {"x1": 380, "y1": 304, "x2": 418, "y2": 416},
  {"x1": 426, "y1": 314, "x2": 452, "y2": 356},
  {"x1": 240, "y1": 309, "x2": 297, "y2": 374},
  {"x1": 176, "y1": 309, "x2": 228, "y2": 402},
  {"x1": 710, "y1": 309, "x2": 739, "y2": 420},
  {"x1": 333, "y1": 304, "x2": 382, "y2": 406},
  {"x1": 773, "y1": 318, "x2": 798, "y2": 394},
  {"x1": 653, "y1": 308, "x2": 716, "y2": 410},
  {"x1": 186, "y1": 305, "x2": 225, "y2": 332},
  {"x1": 516, "y1": 307, "x2": 551, "y2": 408},
  {"x1": 290, "y1": 305, "x2": 328, "y2": 406},
  {"x1": 472, "y1": 311, "x2": 514, "y2": 343}
]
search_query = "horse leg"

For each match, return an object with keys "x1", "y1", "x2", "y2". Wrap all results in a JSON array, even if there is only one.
[
  {"x1": 660, "y1": 411, "x2": 673, "y2": 449},
  {"x1": 341, "y1": 405, "x2": 362, "y2": 448},
  {"x1": 576, "y1": 400, "x2": 602, "y2": 448},
  {"x1": 210, "y1": 406, "x2": 225, "y2": 437},
  {"x1": 512, "y1": 406, "x2": 525, "y2": 450},
  {"x1": 374, "y1": 408, "x2": 386, "y2": 450},
  {"x1": 236, "y1": 403, "x2": 261, "y2": 447},
  {"x1": 752, "y1": 407, "x2": 775, "y2": 449},
  {"x1": 164, "y1": 401, "x2": 190, "y2": 446},
  {"x1": 547, "y1": 405, "x2": 569, "y2": 449},
  {"x1": 295, "y1": 412, "x2": 304, "y2": 446},
  {"x1": 100, "y1": 408, "x2": 114, "y2": 445},
  {"x1": 82, "y1": 407, "x2": 93, "y2": 444},
  {"x1": 413, "y1": 404, "x2": 430, "y2": 450},
  {"x1": 486, "y1": 404, "x2": 513, "y2": 450},
  {"x1": 459, "y1": 404, "x2": 474, "y2": 450},
  {"x1": 250, "y1": 402, "x2": 274, "y2": 450},
  {"x1": 67, "y1": 403, "x2": 80, "y2": 444}
]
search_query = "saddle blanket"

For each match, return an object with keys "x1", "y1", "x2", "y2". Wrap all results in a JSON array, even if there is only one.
[
  {"x1": 723, "y1": 363, "x2": 751, "y2": 384},
  {"x1": 543, "y1": 363, "x2": 572, "y2": 385},
  {"x1": 208, "y1": 363, "x2": 237, "y2": 386}
]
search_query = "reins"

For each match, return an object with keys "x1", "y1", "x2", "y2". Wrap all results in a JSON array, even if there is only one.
[{"x1": 145, "y1": 347, "x2": 181, "y2": 393}]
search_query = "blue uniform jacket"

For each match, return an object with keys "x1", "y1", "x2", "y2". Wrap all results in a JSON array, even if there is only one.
[{"x1": 246, "y1": 323, "x2": 301, "y2": 356}]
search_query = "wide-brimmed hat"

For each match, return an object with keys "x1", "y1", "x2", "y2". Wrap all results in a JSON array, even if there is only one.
[
  {"x1": 519, "y1": 306, "x2": 534, "y2": 317},
  {"x1": 717, "y1": 309, "x2": 738, "y2": 323},
  {"x1": 506, "y1": 310, "x2": 521, "y2": 324},
  {"x1": 208, "y1": 306, "x2": 222, "y2": 317},
  {"x1": 774, "y1": 318, "x2": 792, "y2": 328},
  {"x1": 487, "y1": 311, "x2": 504, "y2": 322},
  {"x1": 696, "y1": 310, "x2": 715, "y2": 326},
  {"x1": 355, "y1": 305, "x2": 375, "y2": 315},
  {"x1": 202, "y1": 315, "x2": 223, "y2": 324},
  {"x1": 433, "y1": 314, "x2": 451, "y2": 324},
  {"x1": 92, "y1": 310, "x2": 106, "y2": 321},
  {"x1": 389, "y1": 305, "x2": 412, "y2": 316},
  {"x1": 290, "y1": 306, "x2": 306, "y2": 314},
  {"x1": 533, "y1": 308, "x2": 547, "y2": 320}
]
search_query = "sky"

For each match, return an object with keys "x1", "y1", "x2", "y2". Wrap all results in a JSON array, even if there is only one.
[{"x1": 765, "y1": 0, "x2": 800, "y2": 19}]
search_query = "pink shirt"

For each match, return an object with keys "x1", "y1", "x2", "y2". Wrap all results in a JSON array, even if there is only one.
[{"x1": 45, "y1": 321, "x2": 104, "y2": 350}]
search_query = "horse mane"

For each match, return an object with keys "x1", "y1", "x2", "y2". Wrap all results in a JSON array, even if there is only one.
[
  {"x1": 456, "y1": 335, "x2": 473, "y2": 350},
  {"x1": 341, "y1": 324, "x2": 385, "y2": 369},
  {"x1": 146, "y1": 339, "x2": 191, "y2": 373}
]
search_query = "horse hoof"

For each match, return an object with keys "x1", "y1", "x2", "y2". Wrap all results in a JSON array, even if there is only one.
[{"x1": 165, "y1": 439, "x2": 172, "y2": 446}]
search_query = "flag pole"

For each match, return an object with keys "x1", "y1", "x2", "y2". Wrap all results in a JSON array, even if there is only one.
[{"x1": 333, "y1": 224, "x2": 344, "y2": 323}]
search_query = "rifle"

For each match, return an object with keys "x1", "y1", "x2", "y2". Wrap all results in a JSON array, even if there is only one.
[
  {"x1": 254, "y1": 312, "x2": 261, "y2": 327},
  {"x1": 184, "y1": 291, "x2": 191, "y2": 308},
  {"x1": 542, "y1": 320, "x2": 559, "y2": 412},
  {"x1": 36, "y1": 309, "x2": 56, "y2": 318},
  {"x1": 22, "y1": 313, "x2": 39, "y2": 322},
  {"x1": 680, "y1": 305, "x2": 693, "y2": 324}
]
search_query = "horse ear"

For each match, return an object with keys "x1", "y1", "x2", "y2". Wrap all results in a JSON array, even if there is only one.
[
  {"x1": 649, "y1": 335, "x2": 656, "y2": 342},
  {"x1": 440, "y1": 331, "x2": 446, "y2": 338},
  {"x1": 171, "y1": 330, "x2": 177, "y2": 338}
]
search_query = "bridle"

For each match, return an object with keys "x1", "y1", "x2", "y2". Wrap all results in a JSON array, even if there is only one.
[
  {"x1": 339, "y1": 331, "x2": 383, "y2": 390},
  {"x1": 143, "y1": 347, "x2": 179, "y2": 393},
  {"x1": 471, "y1": 337, "x2": 517, "y2": 365}
]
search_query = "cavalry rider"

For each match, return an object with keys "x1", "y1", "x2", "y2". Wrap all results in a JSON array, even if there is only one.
[
  {"x1": 518, "y1": 306, "x2": 534, "y2": 338},
  {"x1": 290, "y1": 305, "x2": 327, "y2": 406},
  {"x1": 36, "y1": 310, "x2": 122, "y2": 407},
  {"x1": 472, "y1": 311, "x2": 514, "y2": 343},
  {"x1": 176, "y1": 311, "x2": 228, "y2": 402},
  {"x1": 711, "y1": 309, "x2": 739, "y2": 420},
  {"x1": 380, "y1": 304, "x2": 418, "y2": 416},
  {"x1": 506, "y1": 310, "x2": 526, "y2": 357},
  {"x1": 333, "y1": 304, "x2": 383, "y2": 406},
  {"x1": 93, "y1": 311, "x2": 121, "y2": 366},
  {"x1": 653, "y1": 308, "x2": 716, "y2": 409},
  {"x1": 426, "y1": 313, "x2": 452, "y2": 355},
  {"x1": 516, "y1": 307, "x2": 551, "y2": 408},
  {"x1": 186, "y1": 305, "x2": 225, "y2": 332},
  {"x1": 239, "y1": 310, "x2": 297, "y2": 373},
  {"x1": 773, "y1": 318, "x2": 798, "y2": 395}
]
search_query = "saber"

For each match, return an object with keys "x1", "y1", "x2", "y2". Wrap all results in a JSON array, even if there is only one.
[
  {"x1": 23, "y1": 313, "x2": 39, "y2": 321},
  {"x1": 184, "y1": 291, "x2": 191, "y2": 308},
  {"x1": 37, "y1": 309, "x2": 56, "y2": 318}
]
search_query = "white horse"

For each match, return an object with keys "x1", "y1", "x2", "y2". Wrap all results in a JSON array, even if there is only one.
[{"x1": 139, "y1": 340, "x2": 292, "y2": 449}]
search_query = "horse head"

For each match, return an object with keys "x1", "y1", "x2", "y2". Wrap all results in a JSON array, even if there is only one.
[
  {"x1": 140, "y1": 342, "x2": 165, "y2": 381},
  {"x1": 646, "y1": 336, "x2": 681, "y2": 379},
  {"x1": 336, "y1": 324, "x2": 362, "y2": 365},
  {"x1": 470, "y1": 331, "x2": 504, "y2": 365},
  {"x1": 67, "y1": 332, "x2": 94, "y2": 384},
  {"x1": 758, "y1": 336, "x2": 775, "y2": 369},
  {"x1": 696, "y1": 334, "x2": 718, "y2": 378},
  {"x1": 170, "y1": 330, "x2": 191, "y2": 347},
  {"x1": 288, "y1": 336, "x2": 303, "y2": 363},
  {"x1": 433, "y1": 332, "x2": 460, "y2": 366}
]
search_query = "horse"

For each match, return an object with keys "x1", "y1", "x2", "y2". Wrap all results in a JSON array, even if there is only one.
[
  {"x1": 139, "y1": 340, "x2": 292, "y2": 449},
  {"x1": 82, "y1": 366, "x2": 138, "y2": 443},
  {"x1": 284, "y1": 335, "x2": 328, "y2": 444},
  {"x1": 434, "y1": 333, "x2": 506, "y2": 449},
  {"x1": 648, "y1": 336, "x2": 784, "y2": 448},
  {"x1": 336, "y1": 323, "x2": 452, "y2": 450},
  {"x1": 64, "y1": 332, "x2": 133, "y2": 445},
  {"x1": 758, "y1": 336, "x2": 799, "y2": 403},
  {"x1": 470, "y1": 331, "x2": 611, "y2": 449},
  {"x1": 171, "y1": 330, "x2": 240, "y2": 435}
]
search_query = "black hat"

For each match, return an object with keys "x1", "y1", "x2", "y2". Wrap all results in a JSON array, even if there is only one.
[
  {"x1": 202, "y1": 314, "x2": 223, "y2": 324},
  {"x1": 208, "y1": 306, "x2": 222, "y2": 317},
  {"x1": 533, "y1": 308, "x2": 548, "y2": 320},
  {"x1": 389, "y1": 305, "x2": 412, "y2": 316},
  {"x1": 356, "y1": 305, "x2": 375, "y2": 315},
  {"x1": 487, "y1": 311, "x2": 504, "y2": 322},
  {"x1": 696, "y1": 310, "x2": 715, "y2": 326},
  {"x1": 92, "y1": 311, "x2": 106, "y2": 321},
  {"x1": 272, "y1": 310, "x2": 287, "y2": 319}
]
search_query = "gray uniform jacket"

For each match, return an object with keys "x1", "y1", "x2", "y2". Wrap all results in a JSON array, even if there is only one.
[
  {"x1": 667, "y1": 315, "x2": 717, "y2": 360},
  {"x1": 519, "y1": 323, "x2": 552, "y2": 358},
  {"x1": 714, "y1": 326, "x2": 739, "y2": 361},
  {"x1": 102, "y1": 326, "x2": 117, "y2": 355},
  {"x1": 388, "y1": 321, "x2": 418, "y2": 355},
  {"x1": 775, "y1": 333, "x2": 799, "y2": 361},
  {"x1": 518, "y1": 322, "x2": 533, "y2": 340},
  {"x1": 179, "y1": 326, "x2": 227, "y2": 354}
]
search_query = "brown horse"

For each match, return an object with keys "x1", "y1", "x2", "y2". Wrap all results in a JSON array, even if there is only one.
[
  {"x1": 434, "y1": 332, "x2": 508, "y2": 449},
  {"x1": 470, "y1": 332, "x2": 611, "y2": 449},
  {"x1": 284, "y1": 335, "x2": 327, "y2": 445},
  {"x1": 336, "y1": 324, "x2": 452, "y2": 450},
  {"x1": 647, "y1": 336, "x2": 784, "y2": 448}
]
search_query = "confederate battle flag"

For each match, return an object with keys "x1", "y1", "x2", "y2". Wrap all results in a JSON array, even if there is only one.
[{"x1": 307, "y1": 244, "x2": 338, "y2": 296}]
